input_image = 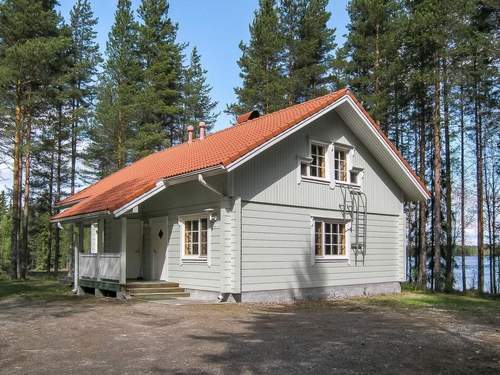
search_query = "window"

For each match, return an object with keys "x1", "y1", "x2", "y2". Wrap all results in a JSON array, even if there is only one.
[
  {"x1": 182, "y1": 217, "x2": 209, "y2": 259},
  {"x1": 301, "y1": 142, "x2": 327, "y2": 179},
  {"x1": 314, "y1": 220, "x2": 347, "y2": 258},
  {"x1": 334, "y1": 149, "x2": 348, "y2": 182},
  {"x1": 82, "y1": 222, "x2": 100, "y2": 253}
]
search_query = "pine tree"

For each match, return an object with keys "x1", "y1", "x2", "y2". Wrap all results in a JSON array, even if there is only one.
[
  {"x1": 67, "y1": 0, "x2": 100, "y2": 278},
  {"x1": 0, "y1": 0, "x2": 70, "y2": 278},
  {"x1": 178, "y1": 47, "x2": 218, "y2": 141},
  {"x1": 88, "y1": 0, "x2": 142, "y2": 176},
  {"x1": 136, "y1": 0, "x2": 184, "y2": 154},
  {"x1": 340, "y1": 0, "x2": 397, "y2": 126},
  {"x1": 279, "y1": 0, "x2": 336, "y2": 103},
  {"x1": 229, "y1": 0, "x2": 287, "y2": 116},
  {"x1": 68, "y1": 0, "x2": 101, "y2": 193}
]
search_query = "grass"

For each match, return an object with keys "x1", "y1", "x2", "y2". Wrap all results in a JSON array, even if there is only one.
[
  {"x1": 359, "y1": 291, "x2": 500, "y2": 319},
  {"x1": 0, "y1": 274, "x2": 74, "y2": 301}
]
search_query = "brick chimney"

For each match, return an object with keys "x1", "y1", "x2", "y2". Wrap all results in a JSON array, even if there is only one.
[
  {"x1": 187, "y1": 125, "x2": 194, "y2": 143},
  {"x1": 199, "y1": 122, "x2": 206, "y2": 140}
]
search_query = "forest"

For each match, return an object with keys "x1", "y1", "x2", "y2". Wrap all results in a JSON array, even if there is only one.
[{"x1": 0, "y1": 0, "x2": 498, "y2": 294}]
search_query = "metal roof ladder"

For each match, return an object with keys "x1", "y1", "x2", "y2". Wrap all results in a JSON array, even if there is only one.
[{"x1": 340, "y1": 186, "x2": 367, "y2": 266}]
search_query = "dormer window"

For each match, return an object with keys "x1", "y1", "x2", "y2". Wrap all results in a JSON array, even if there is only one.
[
  {"x1": 334, "y1": 149, "x2": 348, "y2": 182},
  {"x1": 300, "y1": 142, "x2": 328, "y2": 180},
  {"x1": 310, "y1": 144, "x2": 326, "y2": 178}
]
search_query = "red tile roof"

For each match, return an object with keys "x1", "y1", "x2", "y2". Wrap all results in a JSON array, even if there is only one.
[{"x1": 52, "y1": 88, "x2": 428, "y2": 221}]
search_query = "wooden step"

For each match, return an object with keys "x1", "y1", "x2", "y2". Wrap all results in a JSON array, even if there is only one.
[
  {"x1": 128, "y1": 287, "x2": 185, "y2": 294},
  {"x1": 130, "y1": 292, "x2": 191, "y2": 300},
  {"x1": 127, "y1": 281, "x2": 179, "y2": 289}
]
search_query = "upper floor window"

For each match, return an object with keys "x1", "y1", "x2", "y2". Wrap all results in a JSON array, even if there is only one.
[
  {"x1": 334, "y1": 149, "x2": 348, "y2": 182},
  {"x1": 180, "y1": 216, "x2": 209, "y2": 259},
  {"x1": 301, "y1": 142, "x2": 327, "y2": 179}
]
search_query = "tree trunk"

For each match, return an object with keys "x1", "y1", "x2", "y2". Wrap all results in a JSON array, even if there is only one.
[
  {"x1": 20, "y1": 111, "x2": 32, "y2": 279},
  {"x1": 443, "y1": 64, "x2": 453, "y2": 292},
  {"x1": 432, "y1": 57, "x2": 442, "y2": 291},
  {"x1": 460, "y1": 83, "x2": 466, "y2": 292},
  {"x1": 10, "y1": 86, "x2": 23, "y2": 279},
  {"x1": 46, "y1": 150, "x2": 54, "y2": 273},
  {"x1": 474, "y1": 83, "x2": 484, "y2": 294},
  {"x1": 417, "y1": 98, "x2": 427, "y2": 288},
  {"x1": 484, "y1": 159, "x2": 492, "y2": 294},
  {"x1": 117, "y1": 109, "x2": 125, "y2": 169},
  {"x1": 69, "y1": 99, "x2": 79, "y2": 279},
  {"x1": 54, "y1": 104, "x2": 63, "y2": 275}
]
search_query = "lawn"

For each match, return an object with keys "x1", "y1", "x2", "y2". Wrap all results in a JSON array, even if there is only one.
[{"x1": 0, "y1": 275, "x2": 73, "y2": 301}]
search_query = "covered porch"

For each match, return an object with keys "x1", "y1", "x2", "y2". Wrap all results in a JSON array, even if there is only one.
[{"x1": 73, "y1": 215, "x2": 170, "y2": 296}]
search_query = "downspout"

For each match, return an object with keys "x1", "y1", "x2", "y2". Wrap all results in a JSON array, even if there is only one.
[{"x1": 197, "y1": 174, "x2": 229, "y2": 302}]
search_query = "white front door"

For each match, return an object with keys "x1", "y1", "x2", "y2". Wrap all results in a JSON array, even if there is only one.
[
  {"x1": 150, "y1": 217, "x2": 168, "y2": 280},
  {"x1": 126, "y1": 219, "x2": 142, "y2": 279}
]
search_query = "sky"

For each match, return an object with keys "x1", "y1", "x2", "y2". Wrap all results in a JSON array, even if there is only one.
[
  {"x1": 0, "y1": 0, "x2": 350, "y2": 188},
  {"x1": 56, "y1": 0, "x2": 350, "y2": 131}
]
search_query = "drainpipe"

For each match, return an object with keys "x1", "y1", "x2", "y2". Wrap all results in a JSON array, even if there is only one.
[{"x1": 197, "y1": 174, "x2": 231, "y2": 302}]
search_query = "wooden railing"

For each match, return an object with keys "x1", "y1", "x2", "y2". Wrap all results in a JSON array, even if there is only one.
[{"x1": 79, "y1": 253, "x2": 121, "y2": 282}]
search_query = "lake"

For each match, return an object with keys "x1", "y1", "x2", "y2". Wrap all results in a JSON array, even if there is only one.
[
  {"x1": 409, "y1": 255, "x2": 499, "y2": 293},
  {"x1": 453, "y1": 256, "x2": 498, "y2": 292}
]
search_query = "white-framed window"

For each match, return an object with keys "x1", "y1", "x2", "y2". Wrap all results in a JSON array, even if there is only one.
[
  {"x1": 300, "y1": 141, "x2": 329, "y2": 180},
  {"x1": 313, "y1": 219, "x2": 350, "y2": 259},
  {"x1": 334, "y1": 148, "x2": 348, "y2": 182},
  {"x1": 83, "y1": 222, "x2": 101, "y2": 254},
  {"x1": 179, "y1": 214, "x2": 210, "y2": 260}
]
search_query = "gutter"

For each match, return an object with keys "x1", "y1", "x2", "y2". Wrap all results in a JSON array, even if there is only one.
[
  {"x1": 197, "y1": 174, "x2": 224, "y2": 197},
  {"x1": 50, "y1": 210, "x2": 111, "y2": 224}
]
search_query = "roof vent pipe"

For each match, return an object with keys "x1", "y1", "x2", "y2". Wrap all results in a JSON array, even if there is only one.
[
  {"x1": 187, "y1": 125, "x2": 194, "y2": 143},
  {"x1": 199, "y1": 121, "x2": 206, "y2": 140}
]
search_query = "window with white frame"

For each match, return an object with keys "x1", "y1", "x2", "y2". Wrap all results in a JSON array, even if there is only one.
[
  {"x1": 82, "y1": 222, "x2": 100, "y2": 254},
  {"x1": 301, "y1": 142, "x2": 327, "y2": 179},
  {"x1": 334, "y1": 148, "x2": 348, "y2": 182},
  {"x1": 314, "y1": 220, "x2": 348, "y2": 258},
  {"x1": 181, "y1": 216, "x2": 209, "y2": 259}
]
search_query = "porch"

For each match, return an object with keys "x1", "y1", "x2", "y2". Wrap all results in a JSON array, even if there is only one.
[{"x1": 74, "y1": 216, "x2": 175, "y2": 298}]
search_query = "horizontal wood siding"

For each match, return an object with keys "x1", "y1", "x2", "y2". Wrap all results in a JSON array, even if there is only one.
[
  {"x1": 241, "y1": 201, "x2": 403, "y2": 292},
  {"x1": 140, "y1": 178, "x2": 227, "y2": 292},
  {"x1": 232, "y1": 111, "x2": 404, "y2": 215}
]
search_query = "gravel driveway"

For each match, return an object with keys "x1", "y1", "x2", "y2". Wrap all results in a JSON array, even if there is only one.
[{"x1": 0, "y1": 296, "x2": 499, "y2": 374}]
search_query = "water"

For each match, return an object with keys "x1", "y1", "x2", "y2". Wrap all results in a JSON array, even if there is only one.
[
  {"x1": 409, "y1": 256, "x2": 499, "y2": 293},
  {"x1": 453, "y1": 256, "x2": 498, "y2": 292}
]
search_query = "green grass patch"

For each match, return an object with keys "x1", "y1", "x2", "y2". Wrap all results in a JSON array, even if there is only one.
[
  {"x1": 0, "y1": 276, "x2": 74, "y2": 301},
  {"x1": 364, "y1": 291, "x2": 500, "y2": 316}
]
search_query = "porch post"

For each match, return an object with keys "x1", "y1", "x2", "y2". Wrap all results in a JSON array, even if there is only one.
[
  {"x1": 120, "y1": 217, "x2": 127, "y2": 285},
  {"x1": 74, "y1": 222, "x2": 83, "y2": 294}
]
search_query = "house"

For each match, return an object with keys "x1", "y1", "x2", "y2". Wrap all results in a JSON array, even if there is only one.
[{"x1": 51, "y1": 88, "x2": 430, "y2": 302}]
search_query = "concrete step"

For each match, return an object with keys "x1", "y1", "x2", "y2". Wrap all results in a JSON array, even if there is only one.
[
  {"x1": 127, "y1": 287, "x2": 185, "y2": 294},
  {"x1": 130, "y1": 292, "x2": 191, "y2": 300},
  {"x1": 127, "y1": 281, "x2": 179, "y2": 289}
]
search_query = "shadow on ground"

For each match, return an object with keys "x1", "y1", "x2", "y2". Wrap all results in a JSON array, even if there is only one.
[{"x1": 183, "y1": 302, "x2": 500, "y2": 375}]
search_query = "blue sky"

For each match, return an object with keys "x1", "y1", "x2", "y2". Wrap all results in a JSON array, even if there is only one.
[
  {"x1": 58, "y1": 0, "x2": 350, "y2": 131},
  {"x1": 0, "y1": 0, "x2": 349, "y2": 192}
]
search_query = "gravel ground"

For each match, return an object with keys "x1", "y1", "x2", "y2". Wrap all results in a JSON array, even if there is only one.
[{"x1": 0, "y1": 295, "x2": 499, "y2": 375}]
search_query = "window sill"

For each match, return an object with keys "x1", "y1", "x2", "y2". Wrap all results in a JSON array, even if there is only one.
[
  {"x1": 335, "y1": 181, "x2": 361, "y2": 189},
  {"x1": 315, "y1": 256, "x2": 350, "y2": 263},
  {"x1": 301, "y1": 176, "x2": 330, "y2": 185},
  {"x1": 181, "y1": 257, "x2": 207, "y2": 263}
]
